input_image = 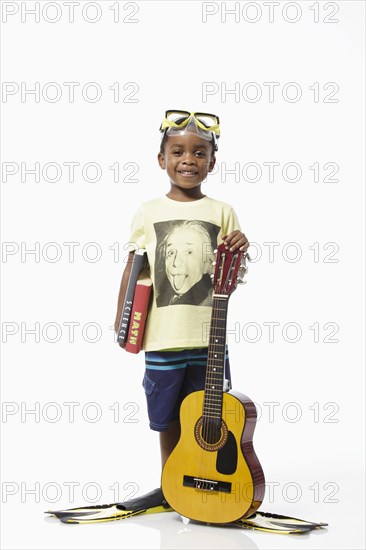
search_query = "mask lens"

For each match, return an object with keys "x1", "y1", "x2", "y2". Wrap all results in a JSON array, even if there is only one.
[
  {"x1": 165, "y1": 110, "x2": 190, "y2": 124},
  {"x1": 194, "y1": 113, "x2": 218, "y2": 129}
]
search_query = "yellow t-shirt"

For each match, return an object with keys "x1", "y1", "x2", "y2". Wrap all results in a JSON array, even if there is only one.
[{"x1": 128, "y1": 195, "x2": 241, "y2": 352}]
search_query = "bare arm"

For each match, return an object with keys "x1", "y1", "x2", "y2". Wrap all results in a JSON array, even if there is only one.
[{"x1": 114, "y1": 251, "x2": 135, "y2": 347}]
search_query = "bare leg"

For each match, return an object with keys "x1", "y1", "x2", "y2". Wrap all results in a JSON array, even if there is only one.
[{"x1": 159, "y1": 420, "x2": 181, "y2": 468}]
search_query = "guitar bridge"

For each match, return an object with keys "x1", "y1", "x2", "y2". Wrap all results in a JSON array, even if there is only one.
[{"x1": 183, "y1": 475, "x2": 231, "y2": 493}]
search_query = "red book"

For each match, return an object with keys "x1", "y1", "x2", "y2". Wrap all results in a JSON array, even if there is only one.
[
  {"x1": 117, "y1": 249, "x2": 147, "y2": 344},
  {"x1": 125, "y1": 271, "x2": 152, "y2": 354}
]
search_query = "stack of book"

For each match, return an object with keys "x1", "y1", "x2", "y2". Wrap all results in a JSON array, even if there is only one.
[{"x1": 117, "y1": 249, "x2": 152, "y2": 354}]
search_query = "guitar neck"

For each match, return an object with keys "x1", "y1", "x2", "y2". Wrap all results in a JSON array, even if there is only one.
[{"x1": 203, "y1": 295, "x2": 229, "y2": 420}]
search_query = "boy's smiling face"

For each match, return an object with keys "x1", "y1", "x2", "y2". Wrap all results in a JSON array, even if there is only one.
[{"x1": 158, "y1": 133, "x2": 216, "y2": 192}]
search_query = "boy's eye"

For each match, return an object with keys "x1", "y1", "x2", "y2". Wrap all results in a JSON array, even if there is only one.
[{"x1": 171, "y1": 150, "x2": 206, "y2": 157}]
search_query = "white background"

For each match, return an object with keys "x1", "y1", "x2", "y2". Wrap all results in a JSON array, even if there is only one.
[{"x1": 1, "y1": 1, "x2": 365, "y2": 549}]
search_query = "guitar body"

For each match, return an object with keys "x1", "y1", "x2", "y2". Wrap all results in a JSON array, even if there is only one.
[
  {"x1": 162, "y1": 245, "x2": 265, "y2": 524},
  {"x1": 161, "y1": 389, "x2": 265, "y2": 524}
]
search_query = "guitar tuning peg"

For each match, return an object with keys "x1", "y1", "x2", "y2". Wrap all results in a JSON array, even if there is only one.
[
  {"x1": 213, "y1": 249, "x2": 217, "y2": 254},
  {"x1": 212, "y1": 261, "x2": 216, "y2": 267},
  {"x1": 210, "y1": 273, "x2": 214, "y2": 279}
]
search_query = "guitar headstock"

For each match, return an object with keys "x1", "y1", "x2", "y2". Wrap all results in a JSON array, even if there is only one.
[{"x1": 210, "y1": 243, "x2": 250, "y2": 296}]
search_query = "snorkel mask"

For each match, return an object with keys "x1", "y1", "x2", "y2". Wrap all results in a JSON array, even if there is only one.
[{"x1": 159, "y1": 110, "x2": 220, "y2": 151}]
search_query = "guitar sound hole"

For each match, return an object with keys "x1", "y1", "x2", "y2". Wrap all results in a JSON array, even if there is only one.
[
  {"x1": 194, "y1": 417, "x2": 228, "y2": 452},
  {"x1": 202, "y1": 419, "x2": 221, "y2": 444}
]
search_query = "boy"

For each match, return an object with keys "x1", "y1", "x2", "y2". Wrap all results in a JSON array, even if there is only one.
[{"x1": 114, "y1": 110, "x2": 248, "y2": 471}]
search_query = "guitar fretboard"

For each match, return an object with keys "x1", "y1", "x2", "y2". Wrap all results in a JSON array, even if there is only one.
[{"x1": 203, "y1": 295, "x2": 229, "y2": 422}]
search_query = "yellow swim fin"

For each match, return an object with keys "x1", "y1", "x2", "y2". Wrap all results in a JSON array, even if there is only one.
[
  {"x1": 45, "y1": 488, "x2": 172, "y2": 524},
  {"x1": 235, "y1": 511, "x2": 328, "y2": 534}
]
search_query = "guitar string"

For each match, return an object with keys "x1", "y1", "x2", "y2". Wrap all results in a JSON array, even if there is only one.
[
  {"x1": 205, "y1": 253, "x2": 233, "y2": 448},
  {"x1": 203, "y1": 295, "x2": 226, "y2": 477},
  {"x1": 200, "y1": 295, "x2": 224, "y2": 485},
  {"x1": 199, "y1": 294, "x2": 213, "y2": 483},
  {"x1": 204, "y1": 264, "x2": 228, "y2": 452},
  {"x1": 199, "y1": 249, "x2": 242, "y2": 489},
  {"x1": 207, "y1": 252, "x2": 241, "y2": 483},
  {"x1": 206, "y1": 295, "x2": 228, "y2": 487},
  {"x1": 205, "y1": 296, "x2": 216, "y2": 446}
]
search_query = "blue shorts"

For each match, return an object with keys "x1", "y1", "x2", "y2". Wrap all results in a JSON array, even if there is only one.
[{"x1": 142, "y1": 347, "x2": 231, "y2": 432}]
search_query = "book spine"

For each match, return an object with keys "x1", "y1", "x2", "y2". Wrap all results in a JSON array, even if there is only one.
[
  {"x1": 117, "y1": 300, "x2": 133, "y2": 344},
  {"x1": 125, "y1": 283, "x2": 151, "y2": 354},
  {"x1": 117, "y1": 252, "x2": 146, "y2": 344}
]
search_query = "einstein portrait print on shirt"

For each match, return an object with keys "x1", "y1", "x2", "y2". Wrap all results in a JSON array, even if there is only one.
[{"x1": 154, "y1": 219, "x2": 220, "y2": 307}]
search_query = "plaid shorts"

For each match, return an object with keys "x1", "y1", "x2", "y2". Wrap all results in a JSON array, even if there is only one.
[{"x1": 142, "y1": 346, "x2": 231, "y2": 431}]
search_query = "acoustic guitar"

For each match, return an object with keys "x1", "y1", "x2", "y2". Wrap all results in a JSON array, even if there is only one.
[{"x1": 161, "y1": 243, "x2": 265, "y2": 524}]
